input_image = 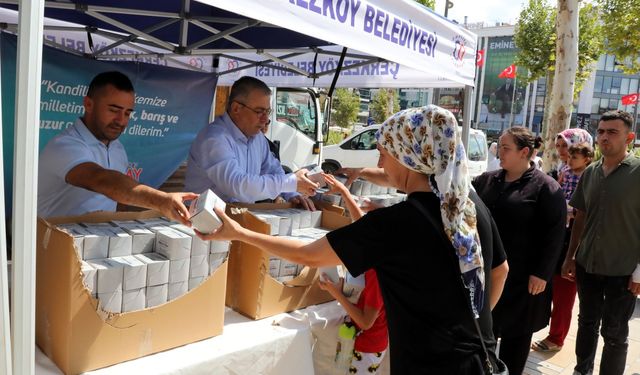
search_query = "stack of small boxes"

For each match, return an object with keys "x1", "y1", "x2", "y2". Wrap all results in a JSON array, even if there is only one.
[
  {"x1": 318, "y1": 176, "x2": 407, "y2": 208},
  {"x1": 249, "y1": 208, "x2": 332, "y2": 283},
  {"x1": 58, "y1": 217, "x2": 230, "y2": 314}
]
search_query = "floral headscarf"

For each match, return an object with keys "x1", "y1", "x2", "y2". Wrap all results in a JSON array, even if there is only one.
[
  {"x1": 375, "y1": 105, "x2": 485, "y2": 317},
  {"x1": 557, "y1": 128, "x2": 593, "y2": 147}
]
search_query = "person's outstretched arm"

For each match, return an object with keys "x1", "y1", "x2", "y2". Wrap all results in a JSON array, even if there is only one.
[{"x1": 66, "y1": 162, "x2": 196, "y2": 225}]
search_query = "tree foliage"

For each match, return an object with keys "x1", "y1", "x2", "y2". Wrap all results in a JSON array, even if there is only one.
[
  {"x1": 513, "y1": 0, "x2": 556, "y2": 82},
  {"x1": 414, "y1": 0, "x2": 436, "y2": 9},
  {"x1": 598, "y1": 0, "x2": 640, "y2": 74},
  {"x1": 370, "y1": 89, "x2": 400, "y2": 124},
  {"x1": 514, "y1": 0, "x2": 604, "y2": 95},
  {"x1": 332, "y1": 88, "x2": 360, "y2": 128}
]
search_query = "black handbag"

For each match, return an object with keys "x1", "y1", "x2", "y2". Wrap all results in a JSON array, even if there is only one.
[{"x1": 408, "y1": 197, "x2": 509, "y2": 375}]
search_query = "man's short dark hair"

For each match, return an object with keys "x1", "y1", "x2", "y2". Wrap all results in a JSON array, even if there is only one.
[
  {"x1": 227, "y1": 76, "x2": 271, "y2": 110},
  {"x1": 600, "y1": 110, "x2": 633, "y2": 129},
  {"x1": 87, "y1": 71, "x2": 134, "y2": 98}
]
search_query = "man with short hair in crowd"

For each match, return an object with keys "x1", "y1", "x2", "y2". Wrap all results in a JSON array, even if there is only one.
[
  {"x1": 562, "y1": 109, "x2": 640, "y2": 375},
  {"x1": 38, "y1": 71, "x2": 195, "y2": 223}
]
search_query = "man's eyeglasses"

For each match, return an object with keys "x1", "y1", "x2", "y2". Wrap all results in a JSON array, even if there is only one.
[{"x1": 235, "y1": 101, "x2": 272, "y2": 117}]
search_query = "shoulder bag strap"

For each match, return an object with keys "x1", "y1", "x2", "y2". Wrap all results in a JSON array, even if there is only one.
[{"x1": 407, "y1": 196, "x2": 495, "y2": 374}]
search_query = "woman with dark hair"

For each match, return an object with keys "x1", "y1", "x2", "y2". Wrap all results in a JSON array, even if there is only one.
[
  {"x1": 473, "y1": 126, "x2": 567, "y2": 374},
  {"x1": 530, "y1": 136, "x2": 543, "y2": 169}
]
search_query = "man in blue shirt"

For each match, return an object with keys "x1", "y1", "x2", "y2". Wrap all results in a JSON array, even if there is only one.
[
  {"x1": 185, "y1": 76, "x2": 318, "y2": 209},
  {"x1": 38, "y1": 71, "x2": 195, "y2": 224}
]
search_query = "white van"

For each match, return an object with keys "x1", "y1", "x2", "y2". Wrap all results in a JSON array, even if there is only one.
[{"x1": 322, "y1": 125, "x2": 488, "y2": 177}]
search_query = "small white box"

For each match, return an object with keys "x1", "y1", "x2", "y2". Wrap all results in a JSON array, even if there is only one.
[
  {"x1": 57, "y1": 224, "x2": 88, "y2": 259},
  {"x1": 122, "y1": 288, "x2": 146, "y2": 312},
  {"x1": 168, "y1": 223, "x2": 210, "y2": 256},
  {"x1": 97, "y1": 290, "x2": 122, "y2": 313},
  {"x1": 88, "y1": 258, "x2": 124, "y2": 293},
  {"x1": 253, "y1": 213, "x2": 280, "y2": 236},
  {"x1": 146, "y1": 284, "x2": 168, "y2": 308},
  {"x1": 114, "y1": 221, "x2": 155, "y2": 254},
  {"x1": 279, "y1": 260, "x2": 299, "y2": 277},
  {"x1": 135, "y1": 253, "x2": 170, "y2": 287},
  {"x1": 168, "y1": 281, "x2": 188, "y2": 301},
  {"x1": 294, "y1": 209, "x2": 312, "y2": 229},
  {"x1": 269, "y1": 257, "x2": 281, "y2": 278},
  {"x1": 209, "y1": 252, "x2": 227, "y2": 274},
  {"x1": 360, "y1": 181, "x2": 372, "y2": 196},
  {"x1": 116, "y1": 256, "x2": 148, "y2": 291},
  {"x1": 343, "y1": 272, "x2": 366, "y2": 304},
  {"x1": 210, "y1": 240, "x2": 230, "y2": 254},
  {"x1": 188, "y1": 189, "x2": 226, "y2": 234},
  {"x1": 136, "y1": 218, "x2": 170, "y2": 226},
  {"x1": 350, "y1": 179, "x2": 364, "y2": 196},
  {"x1": 104, "y1": 227, "x2": 133, "y2": 257},
  {"x1": 80, "y1": 261, "x2": 97, "y2": 294},
  {"x1": 278, "y1": 217, "x2": 292, "y2": 236},
  {"x1": 310, "y1": 211, "x2": 323, "y2": 228},
  {"x1": 169, "y1": 258, "x2": 190, "y2": 283},
  {"x1": 319, "y1": 266, "x2": 341, "y2": 283},
  {"x1": 81, "y1": 232, "x2": 109, "y2": 260},
  {"x1": 188, "y1": 276, "x2": 206, "y2": 291},
  {"x1": 189, "y1": 254, "x2": 209, "y2": 278},
  {"x1": 285, "y1": 210, "x2": 301, "y2": 231},
  {"x1": 155, "y1": 229, "x2": 191, "y2": 260}
]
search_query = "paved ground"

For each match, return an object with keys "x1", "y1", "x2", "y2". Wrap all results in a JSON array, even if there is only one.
[{"x1": 522, "y1": 297, "x2": 640, "y2": 375}]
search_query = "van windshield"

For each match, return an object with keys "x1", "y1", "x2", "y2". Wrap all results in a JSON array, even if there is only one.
[
  {"x1": 468, "y1": 133, "x2": 487, "y2": 161},
  {"x1": 275, "y1": 90, "x2": 317, "y2": 140}
]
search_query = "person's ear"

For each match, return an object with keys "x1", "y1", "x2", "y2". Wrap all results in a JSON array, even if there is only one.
[
  {"x1": 83, "y1": 96, "x2": 93, "y2": 114},
  {"x1": 625, "y1": 131, "x2": 635, "y2": 146}
]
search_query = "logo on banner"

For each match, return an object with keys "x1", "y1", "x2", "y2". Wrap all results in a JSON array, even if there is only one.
[
  {"x1": 188, "y1": 57, "x2": 204, "y2": 70},
  {"x1": 126, "y1": 163, "x2": 143, "y2": 181},
  {"x1": 451, "y1": 35, "x2": 467, "y2": 68},
  {"x1": 227, "y1": 59, "x2": 239, "y2": 70}
]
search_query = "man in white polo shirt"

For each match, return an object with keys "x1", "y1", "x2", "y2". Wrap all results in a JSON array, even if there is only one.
[{"x1": 38, "y1": 71, "x2": 195, "y2": 224}]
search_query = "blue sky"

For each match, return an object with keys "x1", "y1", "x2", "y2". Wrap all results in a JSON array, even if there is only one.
[{"x1": 433, "y1": 0, "x2": 524, "y2": 26}]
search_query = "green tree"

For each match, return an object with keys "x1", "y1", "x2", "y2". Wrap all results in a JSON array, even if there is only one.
[
  {"x1": 370, "y1": 89, "x2": 400, "y2": 124},
  {"x1": 598, "y1": 0, "x2": 640, "y2": 74},
  {"x1": 514, "y1": 0, "x2": 604, "y2": 170},
  {"x1": 514, "y1": 0, "x2": 602, "y2": 95},
  {"x1": 414, "y1": 0, "x2": 436, "y2": 9},
  {"x1": 332, "y1": 88, "x2": 360, "y2": 128}
]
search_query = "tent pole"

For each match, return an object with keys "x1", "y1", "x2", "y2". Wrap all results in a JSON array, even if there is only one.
[
  {"x1": 11, "y1": 1, "x2": 45, "y2": 374},
  {"x1": 0, "y1": 33, "x2": 13, "y2": 375},
  {"x1": 461, "y1": 85, "x2": 474, "y2": 151}
]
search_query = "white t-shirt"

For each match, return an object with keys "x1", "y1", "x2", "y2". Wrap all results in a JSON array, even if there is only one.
[{"x1": 37, "y1": 118, "x2": 128, "y2": 218}]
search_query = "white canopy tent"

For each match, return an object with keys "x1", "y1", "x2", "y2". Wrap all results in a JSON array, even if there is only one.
[{"x1": 0, "y1": 1, "x2": 478, "y2": 374}]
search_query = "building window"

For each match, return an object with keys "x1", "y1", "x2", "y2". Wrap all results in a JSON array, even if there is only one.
[
  {"x1": 605, "y1": 55, "x2": 615, "y2": 71},
  {"x1": 596, "y1": 55, "x2": 606, "y2": 71},
  {"x1": 594, "y1": 76, "x2": 603, "y2": 93},
  {"x1": 610, "y1": 77, "x2": 622, "y2": 94},
  {"x1": 591, "y1": 100, "x2": 600, "y2": 114},
  {"x1": 603, "y1": 76, "x2": 613, "y2": 94},
  {"x1": 621, "y1": 78, "x2": 630, "y2": 95},
  {"x1": 630, "y1": 79, "x2": 639, "y2": 95}
]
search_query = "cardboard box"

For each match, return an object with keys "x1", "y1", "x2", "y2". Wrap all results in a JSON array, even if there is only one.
[
  {"x1": 225, "y1": 202, "x2": 349, "y2": 319},
  {"x1": 188, "y1": 189, "x2": 226, "y2": 234},
  {"x1": 36, "y1": 211, "x2": 227, "y2": 375}
]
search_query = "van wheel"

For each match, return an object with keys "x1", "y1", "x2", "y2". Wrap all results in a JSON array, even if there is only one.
[{"x1": 321, "y1": 161, "x2": 340, "y2": 174}]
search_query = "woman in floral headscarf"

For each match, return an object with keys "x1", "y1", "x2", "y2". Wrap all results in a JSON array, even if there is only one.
[
  {"x1": 199, "y1": 105, "x2": 508, "y2": 374},
  {"x1": 473, "y1": 126, "x2": 567, "y2": 374},
  {"x1": 552, "y1": 128, "x2": 594, "y2": 181}
]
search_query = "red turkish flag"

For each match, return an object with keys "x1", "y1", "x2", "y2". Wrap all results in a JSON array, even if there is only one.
[
  {"x1": 476, "y1": 50, "x2": 485, "y2": 67},
  {"x1": 621, "y1": 93, "x2": 639, "y2": 105},
  {"x1": 498, "y1": 64, "x2": 517, "y2": 79}
]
